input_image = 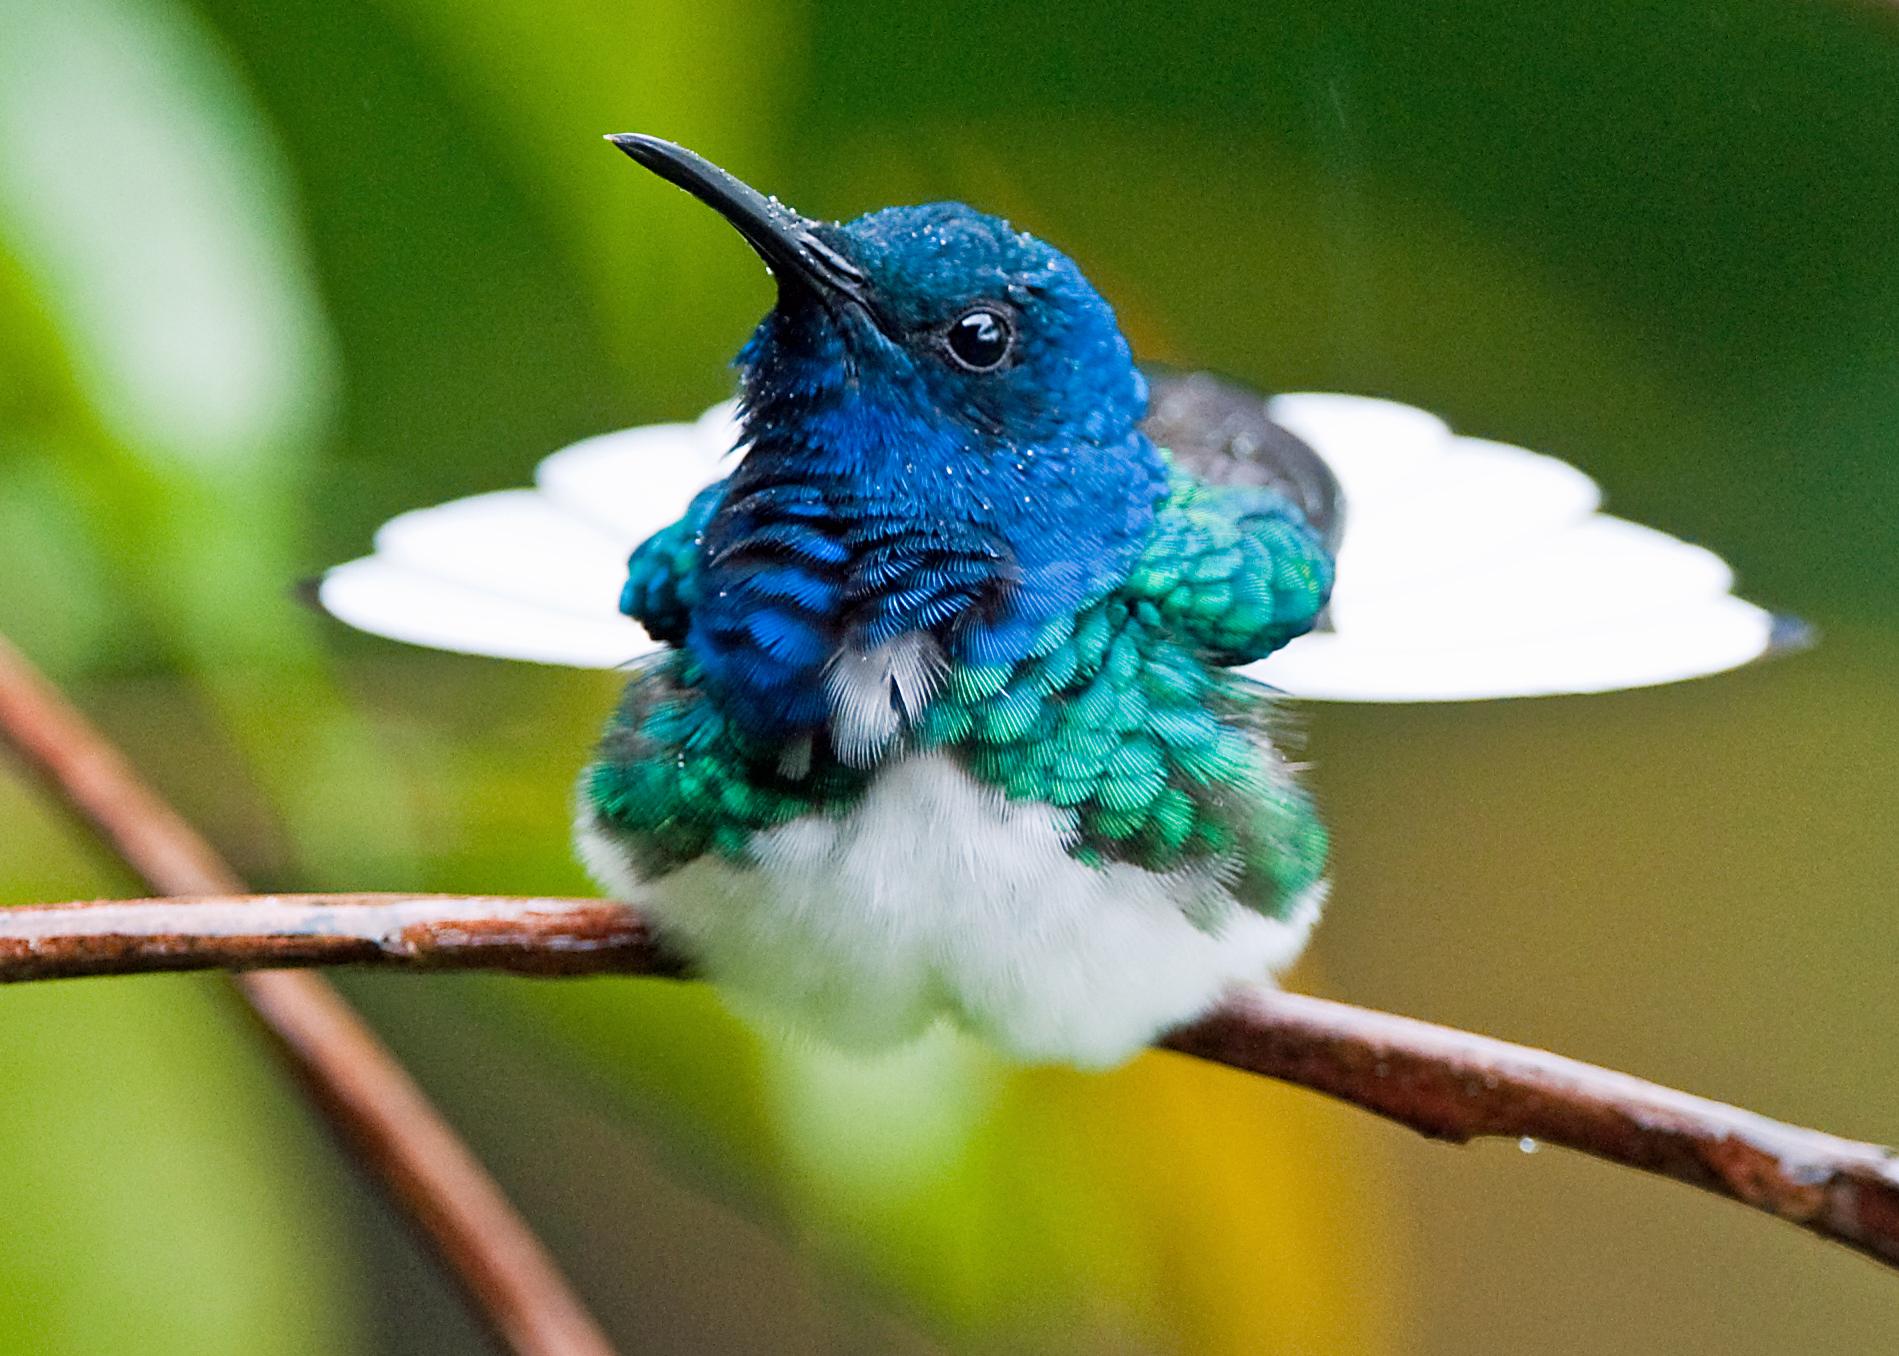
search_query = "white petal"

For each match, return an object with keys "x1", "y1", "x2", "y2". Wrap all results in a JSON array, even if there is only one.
[
  {"x1": 1331, "y1": 434, "x2": 1600, "y2": 582},
  {"x1": 1251, "y1": 596, "x2": 1779, "y2": 702},
  {"x1": 694, "y1": 397, "x2": 745, "y2": 454},
  {"x1": 1267, "y1": 392, "x2": 1454, "y2": 508},
  {"x1": 317, "y1": 402, "x2": 738, "y2": 669},
  {"x1": 372, "y1": 489, "x2": 628, "y2": 618},
  {"x1": 1330, "y1": 516, "x2": 1734, "y2": 641},
  {"x1": 1259, "y1": 392, "x2": 1783, "y2": 698},
  {"x1": 533, "y1": 417, "x2": 729, "y2": 541},
  {"x1": 318, "y1": 557, "x2": 651, "y2": 668}
]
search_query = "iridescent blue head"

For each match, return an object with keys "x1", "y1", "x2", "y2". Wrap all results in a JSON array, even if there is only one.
[{"x1": 610, "y1": 136, "x2": 1167, "y2": 747}]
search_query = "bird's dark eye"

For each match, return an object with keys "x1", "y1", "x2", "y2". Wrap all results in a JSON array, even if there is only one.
[{"x1": 944, "y1": 307, "x2": 1013, "y2": 372}]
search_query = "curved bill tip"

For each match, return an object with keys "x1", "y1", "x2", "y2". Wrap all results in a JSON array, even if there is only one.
[
  {"x1": 603, "y1": 131, "x2": 679, "y2": 167},
  {"x1": 602, "y1": 132, "x2": 868, "y2": 305},
  {"x1": 603, "y1": 133, "x2": 778, "y2": 220}
]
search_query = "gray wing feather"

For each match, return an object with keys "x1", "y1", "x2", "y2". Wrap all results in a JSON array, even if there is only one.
[{"x1": 1139, "y1": 368, "x2": 1345, "y2": 554}]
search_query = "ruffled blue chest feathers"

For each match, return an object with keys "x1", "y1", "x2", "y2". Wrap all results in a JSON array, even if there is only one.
[{"x1": 689, "y1": 379, "x2": 1166, "y2": 737}]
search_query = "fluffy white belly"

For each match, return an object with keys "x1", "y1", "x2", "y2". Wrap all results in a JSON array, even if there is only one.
[{"x1": 578, "y1": 753, "x2": 1322, "y2": 1068}]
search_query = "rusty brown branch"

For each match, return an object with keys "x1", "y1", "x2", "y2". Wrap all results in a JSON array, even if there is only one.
[
  {"x1": 1162, "y1": 990, "x2": 1899, "y2": 1271},
  {"x1": 0, "y1": 637, "x2": 617, "y2": 1356},
  {"x1": 3, "y1": 888, "x2": 1895, "y2": 1274}
]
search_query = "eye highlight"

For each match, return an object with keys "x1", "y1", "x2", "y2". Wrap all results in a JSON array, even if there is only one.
[{"x1": 944, "y1": 307, "x2": 1013, "y2": 372}]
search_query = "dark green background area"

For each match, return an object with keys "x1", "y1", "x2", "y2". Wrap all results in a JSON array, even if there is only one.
[{"x1": 0, "y1": 2, "x2": 1895, "y2": 1353}]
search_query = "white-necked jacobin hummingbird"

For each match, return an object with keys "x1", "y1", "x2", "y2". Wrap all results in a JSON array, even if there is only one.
[{"x1": 319, "y1": 136, "x2": 1797, "y2": 1067}]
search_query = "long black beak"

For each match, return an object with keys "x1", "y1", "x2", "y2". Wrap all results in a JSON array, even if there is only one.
[{"x1": 606, "y1": 134, "x2": 869, "y2": 309}]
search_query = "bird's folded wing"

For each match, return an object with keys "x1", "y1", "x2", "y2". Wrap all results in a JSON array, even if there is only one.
[{"x1": 315, "y1": 390, "x2": 1795, "y2": 701}]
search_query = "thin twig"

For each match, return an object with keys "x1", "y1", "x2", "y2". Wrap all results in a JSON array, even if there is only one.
[
  {"x1": 3, "y1": 889, "x2": 1894, "y2": 1273},
  {"x1": 0, "y1": 637, "x2": 617, "y2": 1356}
]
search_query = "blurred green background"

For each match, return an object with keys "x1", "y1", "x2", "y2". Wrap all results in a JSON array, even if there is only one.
[{"x1": 1, "y1": 0, "x2": 1896, "y2": 1351}]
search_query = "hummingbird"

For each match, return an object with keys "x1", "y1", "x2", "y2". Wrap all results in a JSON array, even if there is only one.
[{"x1": 318, "y1": 136, "x2": 1795, "y2": 1067}]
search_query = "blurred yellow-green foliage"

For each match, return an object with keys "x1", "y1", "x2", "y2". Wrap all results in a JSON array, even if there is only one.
[{"x1": 1, "y1": 1, "x2": 1897, "y2": 1351}]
